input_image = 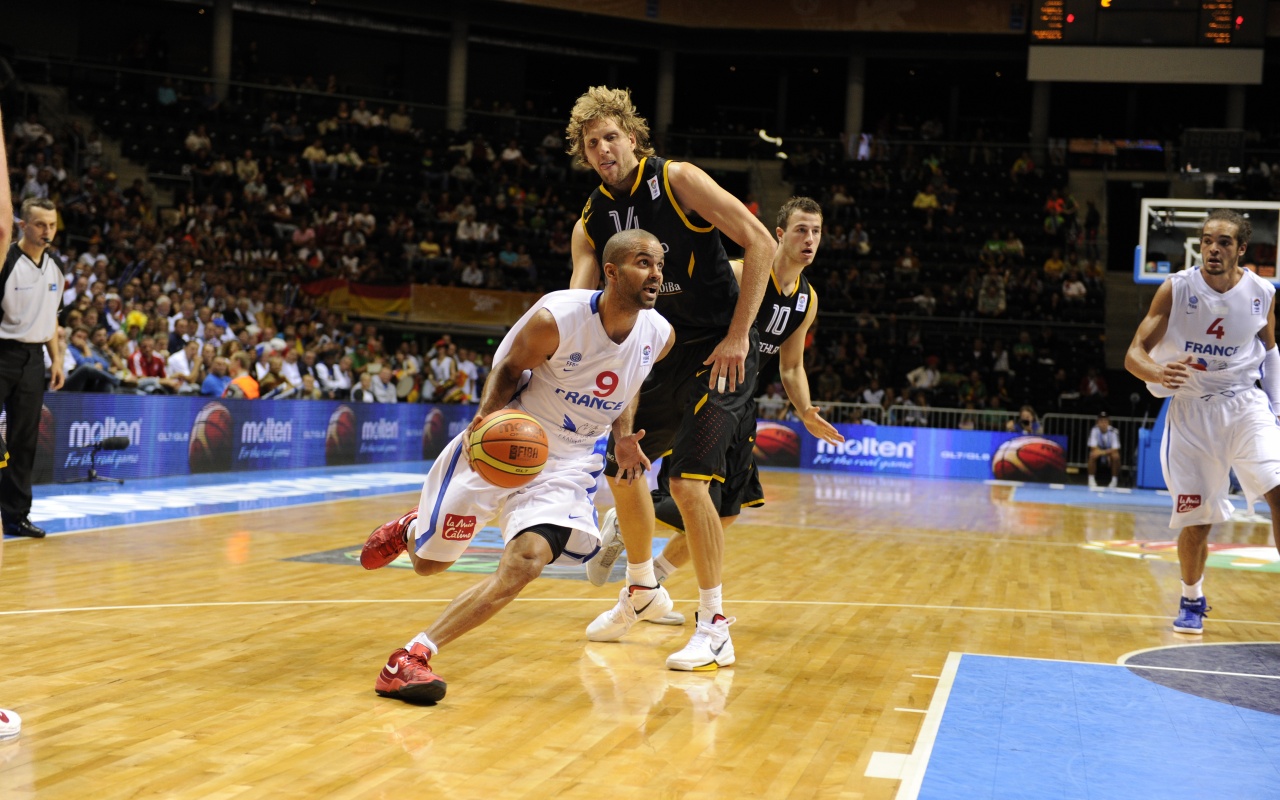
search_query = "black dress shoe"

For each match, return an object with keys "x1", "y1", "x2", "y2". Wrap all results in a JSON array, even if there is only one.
[{"x1": 4, "y1": 518, "x2": 46, "y2": 538}]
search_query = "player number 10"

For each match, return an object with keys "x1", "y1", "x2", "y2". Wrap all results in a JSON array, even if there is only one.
[{"x1": 765, "y1": 304, "x2": 791, "y2": 336}]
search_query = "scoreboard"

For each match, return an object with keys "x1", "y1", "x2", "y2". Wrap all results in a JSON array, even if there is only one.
[{"x1": 1031, "y1": 0, "x2": 1265, "y2": 47}]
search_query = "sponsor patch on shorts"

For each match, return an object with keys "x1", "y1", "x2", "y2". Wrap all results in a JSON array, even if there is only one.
[
  {"x1": 442, "y1": 513, "x2": 478, "y2": 540},
  {"x1": 1177, "y1": 494, "x2": 1202, "y2": 513}
]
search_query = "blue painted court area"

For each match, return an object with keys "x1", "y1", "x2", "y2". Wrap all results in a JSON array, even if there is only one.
[
  {"x1": 15, "y1": 460, "x2": 432, "y2": 536},
  {"x1": 913, "y1": 653, "x2": 1280, "y2": 799}
]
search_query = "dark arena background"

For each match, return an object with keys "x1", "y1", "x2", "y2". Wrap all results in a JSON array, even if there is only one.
[{"x1": 4, "y1": 1, "x2": 1280, "y2": 798}]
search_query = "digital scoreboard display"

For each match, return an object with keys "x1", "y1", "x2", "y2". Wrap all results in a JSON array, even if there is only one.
[{"x1": 1031, "y1": 0, "x2": 1264, "y2": 46}]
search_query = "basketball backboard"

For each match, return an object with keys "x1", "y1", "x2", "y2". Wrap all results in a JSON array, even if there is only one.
[{"x1": 1134, "y1": 198, "x2": 1280, "y2": 285}]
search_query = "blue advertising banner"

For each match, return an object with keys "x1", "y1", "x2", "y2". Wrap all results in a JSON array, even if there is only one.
[
  {"x1": 755, "y1": 421, "x2": 1070, "y2": 482},
  {"x1": 18, "y1": 394, "x2": 478, "y2": 483}
]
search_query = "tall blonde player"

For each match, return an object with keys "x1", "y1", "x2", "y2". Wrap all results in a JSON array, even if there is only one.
[{"x1": 1125, "y1": 209, "x2": 1280, "y2": 634}]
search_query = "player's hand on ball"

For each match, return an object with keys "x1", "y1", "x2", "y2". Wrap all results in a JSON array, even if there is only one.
[
  {"x1": 802, "y1": 406, "x2": 844, "y2": 445},
  {"x1": 614, "y1": 429, "x2": 651, "y2": 484},
  {"x1": 704, "y1": 333, "x2": 748, "y2": 393},
  {"x1": 462, "y1": 412, "x2": 484, "y2": 470}
]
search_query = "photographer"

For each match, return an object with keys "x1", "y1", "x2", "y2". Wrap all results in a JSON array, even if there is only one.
[{"x1": 1005, "y1": 405, "x2": 1043, "y2": 436}]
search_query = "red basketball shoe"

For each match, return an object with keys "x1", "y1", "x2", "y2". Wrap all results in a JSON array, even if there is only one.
[
  {"x1": 375, "y1": 643, "x2": 447, "y2": 703},
  {"x1": 360, "y1": 508, "x2": 418, "y2": 570}
]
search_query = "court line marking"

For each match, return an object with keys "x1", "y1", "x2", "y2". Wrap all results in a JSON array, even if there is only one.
[
  {"x1": 7, "y1": 489, "x2": 422, "y2": 540},
  {"x1": 965, "y1": 648, "x2": 1280, "y2": 680},
  {"x1": 4, "y1": 597, "x2": 1280, "y2": 628},
  {"x1": 893, "y1": 708, "x2": 928, "y2": 714},
  {"x1": 911, "y1": 674, "x2": 941, "y2": 680},
  {"x1": 895, "y1": 651, "x2": 961, "y2": 800},
  {"x1": 866, "y1": 751, "x2": 909, "y2": 780}
]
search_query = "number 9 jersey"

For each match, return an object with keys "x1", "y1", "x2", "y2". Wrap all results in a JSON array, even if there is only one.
[
  {"x1": 496, "y1": 289, "x2": 673, "y2": 460},
  {"x1": 1144, "y1": 267, "x2": 1275, "y2": 398}
]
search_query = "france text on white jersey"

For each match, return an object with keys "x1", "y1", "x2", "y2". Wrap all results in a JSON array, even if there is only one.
[
  {"x1": 494, "y1": 289, "x2": 673, "y2": 458},
  {"x1": 1146, "y1": 268, "x2": 1275, "y2": 398}
]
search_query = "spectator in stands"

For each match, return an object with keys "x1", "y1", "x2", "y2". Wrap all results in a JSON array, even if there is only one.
[
  {"x1": 906, "y1": 356, "x2": 941, "y2": 396},
  {"x1": 303, "y1": 139, "x2": 337, "y2": 180},
  {"x1": 959, "y1": 370, "x2": 987, "y2": 408},
  {"x1": 1078, "y1": 366, "x2": 1108, "y2": 414},
  {"x1": 64, "y1": 327, "x2": 120, "y2": 393},
  {"x1": 756, "y1": 382, "x2": 786, "y2": 419},
  {"x1": 323, "y1": 354, "x2": 354, "y2": 399},
  {"x1": 167, "y1": 339, "x2": 204, "y2": 394},
  {"x1": 1087, "y1": 412, "x2": 1120, "y2": 488},
  {"x1": 1010, "y1": 151, "x2": 1034, "y2": 183},
  {"x1": 280, "y1": 349, "x2": 304, "y2": 389},
  {"x1": 1061, "y1": 269, "x2": 1087, "y2": 310},
  {"x1": 389, "y1": 104, "x2": 415, "y2": 138},
  {"x1": 333, "y1": 142, "x2": 363, "y2": 178},
  {"x1": 1043, "y1": 247, "x2": 1066, "y2": 281},
  {"x1": 449, "y1": 156, "x2": 476, "y2": 190},
  {"x1": 911, "y1": 184, "x2": 938, "y2": 232},
  {"x1": 128, "y1": 336, "x2": 179, "y2": 393},
  {"x1": 351, "y1": 371, "x2": 376, "y2": 402},
  {"x1": 184, "y1": 124, "x2": 212, "y2": 154},
  {"x1": 202, "y1": 356, "x2": 231, "y2": 397},
  {"x1": 901, "y1": 392, "x2": 931, "y2": 427},
  {"x1": 894, "y1": 245, "x2": 921, "y2": 280},
  {"x1": 977, "y1": 277, "x2": 1006, "y2": 318},
  {"x1": 371, "y1": 365, "x2": 398, "y2": 403},
  {"x1": 1005, "y1": 405, "x2": 1043, "y2": 435}
]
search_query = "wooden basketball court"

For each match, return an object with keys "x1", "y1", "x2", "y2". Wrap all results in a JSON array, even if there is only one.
[{"x1": 2, "y1": 470, "x2": 1278, "y2": 798}]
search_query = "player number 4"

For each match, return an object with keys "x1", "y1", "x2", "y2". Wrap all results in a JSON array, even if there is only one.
[{"x1": 1206, "y1": 318, "x2": 1225, "y2": 340}]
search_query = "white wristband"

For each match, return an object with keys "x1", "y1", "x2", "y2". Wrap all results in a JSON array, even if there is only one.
[{"x1": 1263, "y1": 346, "x2": 1280, "y2": 408}]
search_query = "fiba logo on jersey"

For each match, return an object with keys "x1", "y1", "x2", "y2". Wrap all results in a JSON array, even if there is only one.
[{"x1": 641, "y1": 344, "x2": 652, "y2": 366}]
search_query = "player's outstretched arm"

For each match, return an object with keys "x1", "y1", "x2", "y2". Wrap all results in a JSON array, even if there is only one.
[
  {"x1": 778, "y1": 293, "x2": 843, "y2": 445},
  {"x1": 569, "y1": 218, "x2": 601, "y2": 290},
  {"x1": 667, "y1": 161, "x2": 775, "y2": 393},
  {"x1": 1124, "y1": 279, "x2": 1188, "y2": 390}
]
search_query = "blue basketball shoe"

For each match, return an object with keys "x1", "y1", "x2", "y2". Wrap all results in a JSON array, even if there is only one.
[{"x1": 1173, "y1": 596, "x2": 1209, "y2": 634}]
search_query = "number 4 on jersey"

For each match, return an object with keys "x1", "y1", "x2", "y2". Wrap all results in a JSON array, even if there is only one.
[{"x1": 1206, "y1": 318, "x2": 1225, "y2": 340}]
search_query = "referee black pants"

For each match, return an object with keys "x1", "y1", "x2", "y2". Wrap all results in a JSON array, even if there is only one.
[{"x1": 0, "y1": 341, "x2": 48, "y2": 522}]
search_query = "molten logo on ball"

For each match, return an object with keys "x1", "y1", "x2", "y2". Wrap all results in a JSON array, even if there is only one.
[{"x1": 991, "y1": 436, "x2": 1066, "y2": 482}]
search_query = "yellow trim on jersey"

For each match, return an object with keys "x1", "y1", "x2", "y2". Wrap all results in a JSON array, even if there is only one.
[
  {"x1": 687, "y1": 252, "x2": 696, "y2": 278},
  {"x1": 694, "y1": 393, "x2": 709, "y2": 414},
  {"x1": 769, "y1": 269, "x2": 782, "y2": 295},
  {"x1": 630, "y1": 157, "x2": 648, "y2": 196},
  {"x1": 580, "y1": 214, "x2": 596, "y2": 249},
  {"x1": 659, "y1": 449, "x2": 673, "y2": 459},
  {"x1": 742, "y1": 498, "x2": 766, "y2": 507},
  {"x1": 598, "y1": 185, "x2": 614, "y2": 201},
  {"x1": 662, "y1": 160, "x2": 714, "y2": 233},
  {"x1": 679, "y1": 472, "x2": 725, "y2": 483}
]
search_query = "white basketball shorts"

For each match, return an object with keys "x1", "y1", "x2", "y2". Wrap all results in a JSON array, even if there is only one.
[
  {"x1": 411, "y1": 431, "x2": 604, "y2": 565},
  {"x1": 1161, "y1": 386, "x2": 1280, "y2": 528}
]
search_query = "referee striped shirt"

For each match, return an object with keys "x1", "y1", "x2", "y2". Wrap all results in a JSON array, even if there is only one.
[{"x1": 0, "y1": 242, "x2": 64, "y2": 344}]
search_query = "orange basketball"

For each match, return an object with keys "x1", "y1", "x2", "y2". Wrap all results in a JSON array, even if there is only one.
[{"x1": 469, "y1": 411, "x2": 549, "y2": 489}]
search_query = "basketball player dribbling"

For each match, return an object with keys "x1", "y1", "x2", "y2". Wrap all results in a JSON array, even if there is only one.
[
  {"x1": 567, "y1": 86, "x2": 777, "y2": 671},
  {"x1": 590, "y1": 197, "x2": 845, "y2": 601},
  {"x1": 1125, "y1": 209, "x2": 1280, "y2": 634},
  {"x1": 358, "y1": 230, "x2": 673, "y2": 703}
]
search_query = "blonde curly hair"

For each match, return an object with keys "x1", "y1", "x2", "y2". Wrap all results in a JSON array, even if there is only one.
[{"x1": 565, "y1": 86, "x2": 656, "y2": 170}]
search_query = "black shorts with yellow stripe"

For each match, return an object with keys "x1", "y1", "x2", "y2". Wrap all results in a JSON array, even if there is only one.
[
  {"x1": 0, "y1": 429, "x2": 7, "y2": 469},
  {"x1": 605, "y1": 327, "x2": 760, "y2": 484},
  {"x1": 651, "y1": 408, "x2": 764, "y2": 529}
]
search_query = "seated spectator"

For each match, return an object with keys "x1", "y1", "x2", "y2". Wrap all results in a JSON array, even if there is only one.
[
  {"x1": 128, "y1": 335, "x2": 179, "y2": 393},
  {"x1": 166, "y1": 339, "x2": 204, "y2": 394},
  {"x1": 64, "y1": 327, "x2": 119, "y2": 393},
  {"x1": 1043, "y1": 248, "x2": 1066, "y2": 281},
  {"x1": 303, "y1": 139, "x2": 338, "y2": 180},
  {"x1": 906, "y1": 356, "x2": 941, "y2": 395},
  {"x1": 202, "y1": 356, "x2": 232, "y2": 396},
  {"x1": 894, "y1": 245, "x2": 921, "y2": 279},
  {"x1": 371, "y1": 365, "x2": 399, "y2": 403},
  {"x1": 756, "y1": 382, "x2": 786, "y2": 419},
  {"x1": 351, "y1": 371, "x2": 377, "y2": 402},
  {"x1": 184, "y1": 124, "x2": 212, "y2": 154}
]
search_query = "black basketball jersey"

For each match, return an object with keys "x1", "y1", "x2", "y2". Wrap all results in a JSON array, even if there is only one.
[
  {"x1": 580, "y1": 156, "x2": 738, "y2": 341},
  {"x1": 755, "y1": 269, "x2": 816, "y2": 375}
]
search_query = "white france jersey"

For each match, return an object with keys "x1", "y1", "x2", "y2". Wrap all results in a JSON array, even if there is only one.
[
  {"x1": 496, "y1": 289, "x2": 672, "y2": 459},
  {"x1": 1146, "y1": 267, "x2": 1275, "y2": 398}
]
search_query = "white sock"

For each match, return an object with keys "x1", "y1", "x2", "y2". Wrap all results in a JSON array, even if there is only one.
[
  {"x1": 1088, "y1": 475, "x2": 1097, "y2": 488},
  {"x1": 1182, "y1": 579, "x2": 1204, "y2": 601},
  {"x1": 654, "y1": 554, "x2": 679, "y2": 584},
  {"x1": 626, "y1": 559, "x2": 657, "y2": 588},
  {"x1": 698, "y1": 585, "x2": 723, "y2": 619},
  {"x1": 406, "y1": 632, "x2": 439, "y2": 655},
  {"x1": 405, "y1": 518, "x2": 418, "y2": 545},
  {"x1": 1108, "y1": 477, "x2": 1118, "y2": 488}
]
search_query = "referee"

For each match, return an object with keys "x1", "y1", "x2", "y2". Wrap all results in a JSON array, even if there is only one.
[{"x1": 0, "y1": 184, "x2": 65, "y2": 537}]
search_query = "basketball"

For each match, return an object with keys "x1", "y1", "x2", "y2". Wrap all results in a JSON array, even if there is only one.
[
  {"x1": 421, "y1": 407, "x2": 448, "y2": 459},
  {"x1": 992, "y1": 436, "x2": 1067, "y2": 482},
  {"x1": 326, "y1": 405, "x2": 358, "y2": 465},
  {"x1": 468, "y1": 410, "x2": 549, "y2": 489},
  {"x1": 753, "y1": 422, "x2": 801, "y2": 466},
  {"x1": 190, "y1": 402, "x2": 235, "y2": 473}
]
